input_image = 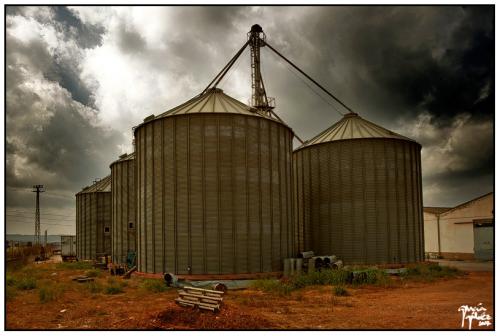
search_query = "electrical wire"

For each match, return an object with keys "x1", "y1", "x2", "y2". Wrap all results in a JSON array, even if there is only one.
[
  {"x1": 6, "y1": 218, "x2": 73, "y2": 227},
  {"x1": 6, "y1": 215, "x2": 75, "y2": 222},
  {"x1": 6, "y1": 211, "x2": 75, "y2": 217},
  {"x1": 6, "y1": 210, "x2": 75, "y2": 218}
]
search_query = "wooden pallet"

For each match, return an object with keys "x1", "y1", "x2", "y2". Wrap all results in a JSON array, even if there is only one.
[{"x1": 175, "y1": 286, "x2": 225, "y2": 312}]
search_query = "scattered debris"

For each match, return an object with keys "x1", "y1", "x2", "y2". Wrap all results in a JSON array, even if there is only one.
[
  {"x1": 109, "y1": 263, "x2": 126, "y2": 276},
  {"x1": 164, "y1": 273, "x2": 178, "y2": 287},
  {"x1": 211, "y1": 283, "x2": 227, "y2": 293},
  {"x1": 175, "y1": 286, "x2": 225, "y2": 312},
  {"x1": 123, "y1": 266, "x2": 137, "y2": 279},
  {"x1": 285, "y1": 252, "x2": 344, "y2": 276},
  {"x1": 384, "y1": 268, "x2": 407, "y2": 275},
  {"x1": 72, "y1": 276, "x2": 94, "y2": 283}
]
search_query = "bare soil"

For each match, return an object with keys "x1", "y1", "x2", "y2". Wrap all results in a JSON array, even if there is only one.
[{"x1": 6, "y1": 260, "x2": 493, "y2": 330}]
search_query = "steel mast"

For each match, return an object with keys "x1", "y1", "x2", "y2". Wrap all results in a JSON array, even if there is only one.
[
  {"x1": 248, "y1": 24, "x2": 274, "y2": 115},
  {"x1": 32, "y1": 184, "x2": 44, "y2": 246}
]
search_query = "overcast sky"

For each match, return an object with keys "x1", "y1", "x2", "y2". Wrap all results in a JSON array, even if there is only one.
[{"x1": 6, "y1": 6, "x2": 494, "y2": 235}]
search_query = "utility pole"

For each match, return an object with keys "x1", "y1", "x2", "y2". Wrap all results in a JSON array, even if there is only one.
[
  {"x1": 44, "y1": 229, "x2": 47, "y2": 248},
  {"x1": 32, "y1": 185, "x2": 44, "y2": 246}
]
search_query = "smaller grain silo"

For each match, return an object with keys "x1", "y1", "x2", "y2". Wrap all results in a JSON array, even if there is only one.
[
  {"x1": 110, "y1": 153, "x2": 136, "y2": 264},
  {"x1": 294, "y1": 112, "x2": 424, "y2": 264},
  {"x1": 76, "y1": 175, "x2": 112, "y2": 260}
]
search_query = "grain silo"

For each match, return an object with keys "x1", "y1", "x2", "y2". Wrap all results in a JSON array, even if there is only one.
[
  {"x1": 294, "y1": 112, "x2": 424, "y2": 264},
  {"x1": 75, "y1": 175, "x2": 112, "y2": 260},
  {"x1": 134, "y1": 88, "x2": 295, "y2": 275},
  {"x1": 110, "y1": 153, "x2": 136, "y2": 264}
]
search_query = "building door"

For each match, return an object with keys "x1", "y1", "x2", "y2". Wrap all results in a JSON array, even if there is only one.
[{"x1": 473, "y1": 219, "x2": 493, "y2": 261}]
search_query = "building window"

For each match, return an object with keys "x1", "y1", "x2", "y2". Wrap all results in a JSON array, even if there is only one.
[
  {"x1": 129, "y1": 222, "x2": 134, "y2": 229},
  {"x1": 104, "y1": 227, "x2": 110, "y2": 233}
]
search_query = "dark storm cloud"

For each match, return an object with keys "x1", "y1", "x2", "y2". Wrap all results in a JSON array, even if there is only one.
[
  {"x1": 6, "y1": 6, "x2": 124, "y2": 212},
  {"x1": 52, "y1": 6, "x2": 104, "y2": 49},
  {"x1": 44, "y1": 60, "x2": 96, "y2": 107},
  {"x1": 116, "y1": 21, "x2": 147, "y2": 54},
  {"x1": 116, "y1": 6, "x2": 249, "y2": 92},
  {"x1": 6, "y1": 59, "x2": 123, "y2": 204},
  {"x1": 50, "y1": 6, "x2": 104, "y2": 107},
  {"x1": 245, "y1": 6, "x2": 493, "y2": 206},
  {"x1": 5, "y1": 6, "x2": 494, "y2": 235},
  {"x1": 6, "y1": 6, "x2": 104, "y2": 107},
  {"x1": 260, "y1": 6, "x2": 493, "y2": 126}
]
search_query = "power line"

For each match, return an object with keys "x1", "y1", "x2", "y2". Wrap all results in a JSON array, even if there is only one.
[
  {"x1": 7, "y1": 186, "x2": 73, "y2": 199},
  {"x1": 6, "y1": 209, "x2": 74, "y2": 215},
  {"x1": 6, "y1": 211, "x2": 75, "y2": 219},
  {"x1": 6, "y1": 215, "x2": 73, "y2": 222},
  {"x1": 6, "y1": 218, "x2": 73, "y2": 227},
  {"x1": 6, "y1": 216, "x2": 75, "y2": 223},
  {"x1": 6, "y1": 213, "x2": 75, "y2": 219}
]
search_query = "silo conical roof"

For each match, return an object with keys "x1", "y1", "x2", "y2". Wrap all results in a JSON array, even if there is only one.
[
  {"x1": 110, "y1": 152, "x2": 135, "y2": 167},
  {"x1": 77, "y1": 175, "x2": 111, "y2": 194},
  {"x1": 298, "y1": 112, "x2": 417, "y2": 149},
  {"x1": 153, "y1": 88, "x2": 283, "y2": 122}
]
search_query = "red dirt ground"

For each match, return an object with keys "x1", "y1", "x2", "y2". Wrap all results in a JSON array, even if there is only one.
[{"x1": 6, "y1": 261, "x2": 494, "y2": 330}]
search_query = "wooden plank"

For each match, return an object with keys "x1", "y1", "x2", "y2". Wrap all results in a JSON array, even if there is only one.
[
  {"x1": 204, "y1": 292, "x2": 223, "y2": 299},
  {"x1": 175, "y1": 298, "x2": 220, "y2": 312},
  {"x1": 178, "y1": 291, "x2": 223, "y2": 301},
  {"x1": 175, "y1": 298, "x2": 219, "y2": 308},
  {"x1": 179, "y1": 295, "x2": 220, "y2": 305},
  {"x1": 181, "y1": 296, "x2": 200, "y2": 303},
  {"x1": 183, "y1": 286, "x2": 224, "y2": 295}
]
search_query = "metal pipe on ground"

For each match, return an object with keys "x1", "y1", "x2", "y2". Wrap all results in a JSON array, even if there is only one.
[
  {"x1": 211, "y1": 283, "x2": 228, "y2": 293},
  {"x1": 295, "y1": 258, "x2": 303, "y2": 274},
  {"x1": 283, "y1": 258, "x2": 292, "y2": 277},
  {"x1": 299, "y1": 251, "x2": 315, "y2": 259}
]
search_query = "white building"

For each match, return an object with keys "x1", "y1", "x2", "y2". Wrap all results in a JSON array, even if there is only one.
[{"x1": 424, "y1": 192, "x2": 493, "y2": 260}]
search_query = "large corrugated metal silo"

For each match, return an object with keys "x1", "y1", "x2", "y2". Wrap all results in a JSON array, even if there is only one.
[
  {"x1": 294, "y1": 112, "x2": 424, "y2": 264},
  {"x1": 76, "y1": 175, "x2": 112, "y2": 260},
  {"x1": 134, "y1": 88, "x2": 295, "y2": 274},
  {"x1": 110, "y1": 153, "x2": 136, "y2": 264}
]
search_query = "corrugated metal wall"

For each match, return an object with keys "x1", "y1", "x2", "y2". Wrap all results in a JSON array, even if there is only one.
[
  {"x1": 76, "y1": 192, "x2": 112, "y2": 260},
  {"x1": 135, "y1": 114, "x2": 295, "y2": 274},
  {"x1": 111, "y1": 157, "x2": 136, "y2": 263},
  {"x1": 294, "y1": 138, "x2": 424, "y2": 264}
]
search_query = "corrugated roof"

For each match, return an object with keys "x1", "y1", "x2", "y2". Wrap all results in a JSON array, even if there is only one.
[
  {"x1": 154, "y1": 88, "x2": 280, "y2": 121},
  {"x1": 297, "y1": 112, "x2": 417, "y2": 150},
  {"x1": 77, "y1": 175, "x2": 111, "y2": 195},
  {"x1": 423, "y1": 207, "x2": 452, "y2": 215},
  {"x1": 110, "y1": 152, "x2": 135, "y2": 167},
  {"x1": 440, "y1": 191, "x2": 493, "y2": 216},
  {"x1": 424, "y1": 192, "x2": 493, "y2": 216}
]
